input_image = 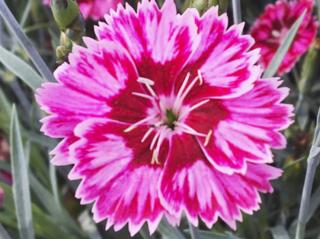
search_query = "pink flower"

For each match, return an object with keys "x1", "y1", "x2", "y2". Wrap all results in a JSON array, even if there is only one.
[
  {"x1": 36, "y1": 0, "x2": 293, "y2": 235},
  {"x1": 43, "y1": 0, "x2": 122, "y2": 20},
  {"x1": 250, "y1": 0, "x2": 318, "y2": 75}
]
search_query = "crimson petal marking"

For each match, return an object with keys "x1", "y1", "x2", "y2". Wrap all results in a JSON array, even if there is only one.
[
  {"x1": 185, "y1": 78, "x2": 293, "y2": 174},
  {"x1": 95, "y1": 0, "x2": 200, "y2": 94},
  {"x1": 179, "y1": 7, "x2": 259, "y2": 100},
  {"x1": 69, "y1": 118, "x2": 168, "y2": 235},
  {"x1": 159, "y1": 134, "x2": 282, "y2": 230}
]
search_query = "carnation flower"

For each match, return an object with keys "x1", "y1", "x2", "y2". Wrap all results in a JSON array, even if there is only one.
[
  {"x1": 43, "y1": 0, "x2": 122, "y2": 20},
  {"x1": 36, "y1": 0, "x2": 293, "y2": 235},
  {"x1": 250, "y1": 0, "x2": 318, "y2": 75}
]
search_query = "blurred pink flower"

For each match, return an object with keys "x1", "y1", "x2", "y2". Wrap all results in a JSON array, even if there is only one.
[
  {"x1": 250, "y1": 0, "x2": 318, "y2": 75},
  {"x1": 0, "y1": 132, "x2": 10, "y2": 208},
  {"x1": 36, "y1": 0, "x2": 293, "y2": 235},
  {"x1": 43, "y1": 0, "x2": 122, "y2": 20}
]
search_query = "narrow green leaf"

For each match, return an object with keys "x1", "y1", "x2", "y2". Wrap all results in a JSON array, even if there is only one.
[
  {"x1": 0, "y1": 46, "x2": 43, "y2": 90},
  {"x1": 271, "y1": 226, "x2": 290, "y2": 239},
  {"x1": 78, "y1": 210, "x2": 103, "y2": 239},
  {"x1": 10, "y1": 105, "x2": 35, "y2": 239},
  {"x1": 188, "y1": 221, "x2": 200, "y2": 239},
  {"x1": 0, "y1": 223, "x2": 12, "y2": 239},
  {"x1": 157, "y1": 219, "x2": 186, "y2": 239},
  {"x1": 29, "y1": 171, "x2": 84, "y2": 237},
  {"x1": 231, "y1": 0, "x2": 241, "y2": 24},
  {"x1": 185, "y1": 230, "x2": 241, "y2": 239},
  {"x1": 263, "y1": 10, "x2": 306, "y2": 78},
  {"x1": 0, "y1": 0, "x2": 54, "y2": 82},
  {"x1": 0, "y1": 88, "x2": 11, "y2": 133}
]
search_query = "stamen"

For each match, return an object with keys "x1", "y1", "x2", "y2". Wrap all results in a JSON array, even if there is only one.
[
  {"x1": 138, "y1": 77, "x2": 158, "y2": 98},
  {"x1": 180, "y1": 99, "x2": 210, "y2": 119},
  {"x1": 197, "y1": 70, "x2": 203, "y2": 85},
  {"x1": 175, "y1": 122, "x2": 206, "y2": 137},
  {"x1": 138, "y1": 77, "x2": 155, "y2": 86},
  {"x1": 204, "y1": 130, "x2": 213, "y2": 147},
  {"x1": 176, "y1": 72, "x2": 190, "y2": 101},
  {"x1": 151, "y1": 151, "x2": 160, "y2": 165},
  {"x1": 150, "y1": 130, "x2": 161, "y2": 150},
  {"x1": 173, "y1": 72, "x2": 202, "y2": 111},
  {"x1": 132, "y1": 92, "x2": 154, "y2": 101},
  {"x1": 141, "y1": 128, "x2": 154, "y2": 142},
  {"x1": 124, "y1": 115, "x2": 157, "y2": 133},
  {"x1": 151, "y1": 128, "x2": 167, "y2": 165}
]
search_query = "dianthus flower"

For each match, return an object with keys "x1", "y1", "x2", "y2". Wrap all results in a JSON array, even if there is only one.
[
  {"x1": 250, "y1": 0, "x2": 317, "y2": 75},
  {"x1": 36, "y1": 0, "x2": 293, "y2": 235},
  {"x1": 43, "y1": 0, "x2": 122, "y2": 20}
]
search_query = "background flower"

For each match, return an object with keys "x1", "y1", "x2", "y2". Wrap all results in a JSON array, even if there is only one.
[
  {"x1": 250, "y1": 0, "x2": 318, "y2": 75},
  {"x1": 43, "y1": 0, "x2": 123, "y2": 20}
]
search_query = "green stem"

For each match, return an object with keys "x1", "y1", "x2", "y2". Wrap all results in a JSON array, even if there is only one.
[
  {"x1": 0, "y1": 0, "x2": 54, "y2": 82},
  {"x1": 295, "y1": 108, "x2": 320, "y2": 239}
]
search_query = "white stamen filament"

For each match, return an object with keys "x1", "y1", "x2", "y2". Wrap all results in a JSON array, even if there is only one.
[
  {"x1": 150, "y1": 130, "x2": 161, "y2": 150},
  {"x1": 138, "y1": 77, "x2": 158, "y2": 98},
  {"x1": 132, "y1": 92, "x2": 154, "y2": 101},
  {"x1": 141, "y1": 127, "x2": 154, "y2": 142},
  {"x1": 174, "y1": 122, "x2": 206, "y2": 137},
  {"x1": 180, "y1": 99, "x2": 210, "y2": 119},
  {"x1": 173, "y1": 73, "x2": 202, "y2": 111},
  {"x1": 151, "y1": 128, "x2": 167, "y2": 165},
  {"x1": 124, "y1": 114, "x2": 157, "y2": 133}
]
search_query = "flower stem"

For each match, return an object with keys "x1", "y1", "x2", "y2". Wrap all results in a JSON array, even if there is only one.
[
  {"x1": 188, "y1": 221, "x2": 200, "y2": 239},
  {"x1": 0, "y1": 0, "x2": 54, "y2": 83},
  {"x1": 295, "y1": 108, "x2": 320, "y2": 239}
]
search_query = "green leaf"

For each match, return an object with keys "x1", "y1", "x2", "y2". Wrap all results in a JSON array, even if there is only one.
[
  {"x1": 10, "y1": 105, "x2": 35, "y2": 239},
  {"x1": 0, "y1": 88, "x2": 11, "y2": 134},
  {"x1": 29, "y1": 171, "x2": 84, "y2": 238},
  {"x1": 231, "y1": 0, "x2": 241, "y2": 24},
  {"x1": 0, "y1": 0, "x2": 55, "y2": 82},
  {"x1": 263, "y1": 10, "x2": 306, "y2": 78},
  {"x1": 0, "y1": 45, "x2": 43, "y2": 90},
  {"x1": 186, "y1": 230, "x2": 241, "y2": 239},
  {"x1": 271, "y1": 226, "x2": 290, "y2": 239},
  {"x1": 0, "y1": 224, "x2": 12, "y2": 239},
  {"x1": 157, "y1": 219, "x2": 186, "y2": 239}
]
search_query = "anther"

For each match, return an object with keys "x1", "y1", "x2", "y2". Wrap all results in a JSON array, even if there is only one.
[
  {"x1": 197, "y1": 70, "x2": 203, "y2": 85},
  {"x1": 204, "y1": 130, "x2": 212, "y2": 147}
]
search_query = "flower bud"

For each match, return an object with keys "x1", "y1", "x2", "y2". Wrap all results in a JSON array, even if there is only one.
[
  {"x1": 191, "y1": 0, "x2": 229, "y2": 14},
  {"x1": 51, "y1": 0, "x2": 80, "y2": 30}
]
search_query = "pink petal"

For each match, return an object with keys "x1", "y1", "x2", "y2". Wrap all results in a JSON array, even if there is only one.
[
  {"x1": 95, "y1": 0, "x2": 200, "y2": 94},
  {"x1": 159, "y1": 134, "x2": 282, "y2": 229},
  {"x1": 70, "y1": 118, "x2": 168, "y2": 235},
  {"x1": 179, "y1": 7, "x2": 260, "y2": 99}
]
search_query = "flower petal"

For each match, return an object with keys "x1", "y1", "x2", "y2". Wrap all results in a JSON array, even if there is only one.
[
  {"x1": 159, "y1": 134, "x2": 282, "y2": 229},
  {"x1": 70, "y1": 118, "x2": 169, "y2": 235},
  {"x1": 95, "y1": 0, "x2": 200, "y2": 94},
  {"x1": 187, "y1": 78, "x2": 293, "y2": 174},
  {"x1": 179, "y1": 7, "x2": 260, "y2": 99}
]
